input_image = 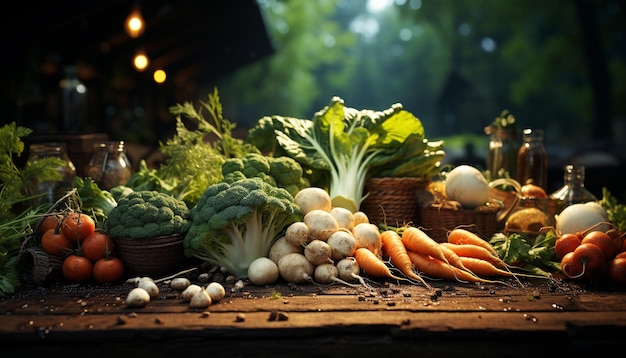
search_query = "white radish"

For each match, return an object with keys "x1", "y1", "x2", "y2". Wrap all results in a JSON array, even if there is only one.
[
  {"x1": 248, "y1": 257, "x2": 280, "y2": 285},
  {"x1": 353, "y1": 211, "x2": 369, "y2": 225},
  {"x1": 326, "y1": 229, "x2": 357, "y2": 260},
  {"x1": 126, "y1": 287, "x2": 151, "y2": 307},
  {"x1": 285, "y1": 221, "x2": 310, "y2": 246},
  {"x1": 277, "y1": 252, "x2": 315, "y2": 284},
  {"x1": 206, "y1": 282, "x2": 226, "y2": 302},
  {"x1": 304, "y1": 239, "x2": 334, "y2": 266},
  {"x1": 352, "y1": 222, "x2": 382, "y2": 256},
  {"x1": 304, "y1": 209, "x2": 339, "y2": 241},
  {"x1": 444, "y1": 165, "x2": 491, "y2": 209},
  {"x1": 336, "y1": 257, "x2": 370, "y2": 288},
  {"x1": 268, "y1": 236, "x2": 303, "y2": 264},
  {"x1": 189, "y1": 286, "x2": 212, "y2": 308},
  {"x1": 314, "y1": 263, "x2": 362, "y2": 287},
  {"x1": 330, "y1": 207, "x2": 355, "y2": 230},
  {"x1": 294, "y1": 187, "x2": 332, "y2": 215},
  {"x1": 181, "y1": 284, "x2": 202, "y2": 302}
]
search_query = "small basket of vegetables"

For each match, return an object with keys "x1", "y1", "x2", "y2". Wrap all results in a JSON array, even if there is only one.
[
  {"x1": 105, "y1": 190, "x2": 191, "y2": 276},
  {"x1": 417, "y1": 166, "x2": 520, "y2": 242}
]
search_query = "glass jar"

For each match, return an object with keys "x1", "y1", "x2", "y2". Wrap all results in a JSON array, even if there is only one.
[
  {"x1": 86, "y1": 141, "x2": 133, "y2": 190},
  {"x1": 516, "y1": 128, "x2": 547, "y2": 190},
  {"x1": 28, "y1": 142, "x2": 77, "y2": 204},
  {"x1": 549, "y1": 164, "x2": 597, "y2": 214},
  {"x1": 486, "y1": 126, "x2": 519, "y2": 179}
]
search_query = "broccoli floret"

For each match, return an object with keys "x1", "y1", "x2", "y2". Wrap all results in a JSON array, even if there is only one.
[
  {"x1": 105, "y1": 190, "x2": 190, "y2": 239},
  {"x1": 110, "y1": 185, "x2": 134, "y2": 201},
  {"x1": 183, "y1": 177, "x2": 302, "y2": 278},
  {"x1": 221, "y1": 153, "x2": 309, "y2": 197}
]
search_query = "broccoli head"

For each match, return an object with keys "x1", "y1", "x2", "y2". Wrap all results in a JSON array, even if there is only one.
[
  {"x1": 221, "y1": 153, "x2": 309, "y2": 197},
  {"x1": 183, "y1": 177, "x2": 302, "y2": 278},
  {"x1": 105, "y1": 190, "x2": 190, "y2": 239}
]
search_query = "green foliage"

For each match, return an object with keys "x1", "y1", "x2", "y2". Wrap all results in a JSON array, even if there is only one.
[
  {"x1": 489, "y1": 231, "x2": 561, "y2": 277},
  {"x1": 105, "y1": 190, "x2": 190, "y2": 239},
  {"x1": 183, "y1": 177, "x2": 302, "y2": 278},
  {"x1": 72, "y1": 176, "x2": 117, "y2": 227},
  {"x1": 247, "y1": 96, "x2": 444, "y2": 212}
]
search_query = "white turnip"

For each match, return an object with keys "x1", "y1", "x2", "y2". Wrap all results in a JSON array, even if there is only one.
[
  {"x1": 277, "y1": 252, "x2": 315, "y2": 284},
  {"x1": 268, "y1": 236, "x2": 303, "y2": 264},
  {"x1": 556, "y1": 202, "x2": 610, "y2": 236},
  {"x1": 314, "y1": 263, "x2": 361, "y2": 287},
  {"x1": 285, "y1": 221, "x2": 310, "y2": 246},
  {"x1": 304, "y1": 209, "x2": 339, "y2": 241},
  {"x1": 304, "y1": 239, "x2": 334, "y2": 266},
  {"x1": 326, "y1": 229, "x2": 357, "y2": 260},
  {"x1": 352, "y1": 222, "x2": 381, "y2": 256},
  {"x1": 444, "y1": 165, "x2": 491, "y2": 209},
  {"x1": 330, "y1": 207, "x2": 355, "y2": 230},
  {"x1": 247, "y1": 256, "x2": 280, "y2": 285},
  {"x1": 137, "y1": 277, "x2": 159, "y2": 298},
  {"x1": 294, "y1": 187, "x2": 332, "y2": 215},
  {"x1": 336, "y1": 257, "x2": 370, "y2": 288},
  {"x1": 353, "y1": 211, "x2": 370, "y2": 225}
]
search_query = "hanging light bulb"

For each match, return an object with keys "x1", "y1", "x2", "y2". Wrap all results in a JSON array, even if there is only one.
[
  {"x1": 133, "y1": 50, "x2": 149, "y2": 71},
  {"x1": 125, "y1": 6, "x2": 145, "y2": 38}
]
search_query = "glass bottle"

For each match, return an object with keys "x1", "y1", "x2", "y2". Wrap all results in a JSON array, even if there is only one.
[
  {"x1": 28, "y1": 142, "x2": 77, "y2": 204},
  {"x1": 486, "y1": 126, "x2": 519, "y2": 179},
  {"x1": 59, "y1": 65, "x2": 87, "y2": 133},
  {"x1": 549, "y1": 164, "x2": 597, "y2": 214},
  {"x1": 516, "y1": 128, "x2": 547, "y2": 190},
  {"x1": 86, "y1": 141, "x2": 133, "y2": 190}
]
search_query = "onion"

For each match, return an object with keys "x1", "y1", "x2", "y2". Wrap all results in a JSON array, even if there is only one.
[{"x1": 444, "y1": 165, "x2": 490, "y2": 209}]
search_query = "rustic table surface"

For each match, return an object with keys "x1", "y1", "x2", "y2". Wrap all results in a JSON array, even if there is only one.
[{"x1": 2, "y1": 270, "x2": 626, "y2": 357}]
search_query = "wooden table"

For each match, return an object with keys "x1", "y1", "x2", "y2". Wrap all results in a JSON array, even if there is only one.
[{"x1": 2, "y1": 272, "x2": 626, "y2": 357}]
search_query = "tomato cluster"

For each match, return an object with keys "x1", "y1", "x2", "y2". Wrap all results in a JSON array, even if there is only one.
[
  {"x1": 38, "y1": 212, "x2": 125, "y2": 284},
  {"x1": 555, "y1": 228, "x2": 626, "y2": 285}
]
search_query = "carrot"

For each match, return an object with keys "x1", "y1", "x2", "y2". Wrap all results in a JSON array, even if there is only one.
[
  {"x1": 354, "y1": 247, "x2": 406, "y2": 282},
  {"x1": 447, "y1": 228, "x2": 498, "y2": 256},
  {"x1": 401, "y1": 227, "x2": 450, "y2": 265},
  {"x1": 439, "y1": 242, "x2": 509, "y2": 269},
  {"x1": 380, "y1": 230, "x2": 431, "y2": 288},
  {"x1": 437, "y1": 242, "x2": 470, "y2": 272},
  {"x1": 457, "y1": 256, "x2": 518, "y2": 278},
  {"x1": 406, "y1": 251, "x2": 496, "y2": 283}
]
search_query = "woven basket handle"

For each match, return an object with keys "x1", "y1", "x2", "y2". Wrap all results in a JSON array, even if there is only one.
[{"x1": 488, "y1": 178, "x2": 522, "y2": 224}]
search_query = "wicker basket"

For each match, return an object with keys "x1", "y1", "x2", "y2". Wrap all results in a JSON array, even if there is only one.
[
  {"x1": 419, "y1": 205, "x2": 499, "y2": 243},
  {"x1": 15, "y1": 247, "x2": 64, "y2": 285},
  {"x1": 114, "y1": 234, "x2": 186, "y2": 276},
  {"x1": 360, "y1": 177, "x2": 430, "y2": 227}
]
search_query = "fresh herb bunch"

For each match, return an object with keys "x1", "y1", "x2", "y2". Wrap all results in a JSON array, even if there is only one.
[
  {"x1": 599, "y1": 187, "x2": 626, "y2": 232},
  {"x1": 485, "y1": 109, "x2": 517, "y2": 134},
  {"x1": 489, "y1": 230, "x2": 561, "y2": 277},
  {"x1": 123, "y1": 87, "x2": 259, "y2": 208}
]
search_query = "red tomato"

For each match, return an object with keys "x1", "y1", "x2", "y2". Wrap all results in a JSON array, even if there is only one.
[
  {"x1": 62, "y1": 212, "x2": 95, "y2": 242},
  {"x1": 607, "y1": 257, "x2": 626, "y2": 285},
  {"x1": 62, "y1": 254, "x2": 93, "y2": 283},
  {"x1": 571, "y1": 242, "x2": 607, "y2": 280},
  {"x1": 41, "y1": 228, "x2": 75, "y2": 257},
  {"x1": 555, "y1": 233, "x2": 581, "y2": 260},
  {"x1": 93, "y1": 257, "x2": 125, "y2": 284},
  {"x1": 38, "y1": 213, "x2": 63, "y2": 236},
  {"x1": 81, "y1": 231, "x2": 115, "y2": 262},
  {"x1": 561, "y1": 252, "x2": 582, "y2": 278},
  {"x1": 581, "y1": 231, "x2": 616, "y2": 260}
]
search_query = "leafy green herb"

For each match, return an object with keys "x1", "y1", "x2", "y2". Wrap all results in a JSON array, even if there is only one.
[
  {"x1": 599, "y1": 187, "x2": 626, "y2": 232},
  {"x1": 489, "y1": 231, "x2": 560, "y2": 277}
]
